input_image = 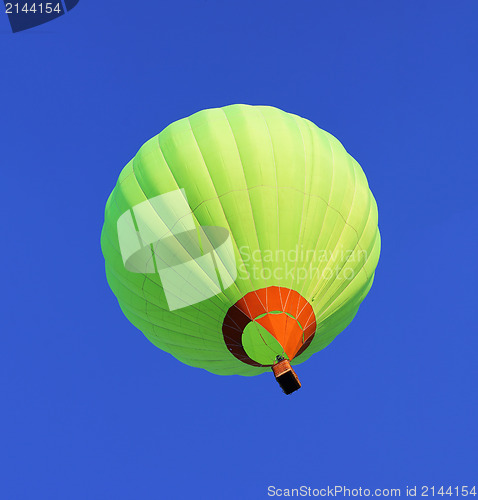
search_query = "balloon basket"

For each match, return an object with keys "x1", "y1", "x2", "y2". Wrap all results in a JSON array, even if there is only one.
[{"x1": 272, "y1": 358, "x2": 301, "y2": 395}]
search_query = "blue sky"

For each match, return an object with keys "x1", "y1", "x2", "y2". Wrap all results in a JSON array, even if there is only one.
[{"x1": 1, "y1": 1, "x2": 477, "y2": 499}]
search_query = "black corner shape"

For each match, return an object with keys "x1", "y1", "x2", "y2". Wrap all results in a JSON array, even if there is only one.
[{"x1": 4, "y1": 1, "x2": 79, "y2": 33}]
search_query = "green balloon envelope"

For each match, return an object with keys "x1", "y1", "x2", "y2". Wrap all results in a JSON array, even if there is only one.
[{"x1": 101, "y1": 104, "x2": 380, "y2": 376}]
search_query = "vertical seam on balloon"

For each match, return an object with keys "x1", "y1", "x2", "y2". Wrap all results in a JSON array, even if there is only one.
[
  {"x1": 221, "y1": 107, "x2": 268, "y2": 301},
  {"x1": 180, "y1": 112, "x2": 259, "y2": 305},
  {"x1": 184, "y1": 115, "x2": 255, "y2": 305},
  {"x1": 220, "y1": 107, "x2": 269, "y2": 311},
  {"x1": 310, "y1": 142, "x2": 359, "y2": 303},
  {"x1": 310, "y1": 133, "x2": 351, "y2": 298},
  {"x1": 296, "y1": 123, "x2": 335, "y2": 302},
  {"x1": 296, "y1": 121, "x2": 336, "y2": 301},
  {"x1": 256, "y1": 107, "x2": 280, "y2": 314},
  {"x1": 290, "y1": 114, "x2": 311, "y2": 297}
]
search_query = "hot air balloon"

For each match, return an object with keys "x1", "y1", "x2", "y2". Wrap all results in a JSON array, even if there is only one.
[{"x1": 101, "y1": 104, "x2": 380, "y2": 394}]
